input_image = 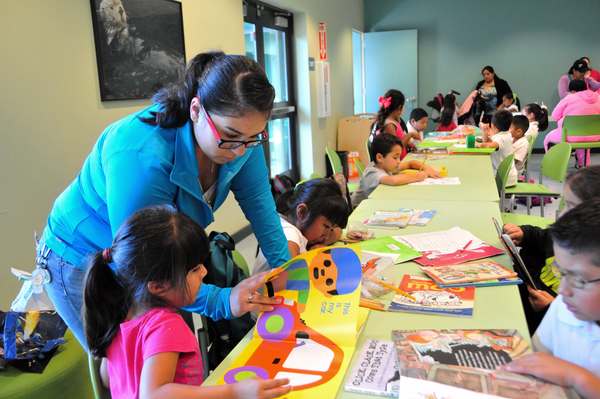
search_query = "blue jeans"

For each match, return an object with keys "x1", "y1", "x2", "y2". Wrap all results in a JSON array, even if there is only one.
[{"x1": 36, "y1": 243, "x2": 87, "y2": 349}]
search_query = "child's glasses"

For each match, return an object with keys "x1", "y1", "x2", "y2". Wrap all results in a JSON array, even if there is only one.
[
  {"x1": 550, "y1": 261, "x2": 600, "y2": 289},
  {"x1": 197, "y1": 97, "x2": 268, "y2": 149}
]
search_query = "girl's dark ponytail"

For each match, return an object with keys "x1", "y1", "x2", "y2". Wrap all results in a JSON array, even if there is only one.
[
  {"x1": 440, "y1": 94, "x2": 456, "y2": 126},
  {"x1": 83, "y1": 250, "x2": 129, "y2": 358}
]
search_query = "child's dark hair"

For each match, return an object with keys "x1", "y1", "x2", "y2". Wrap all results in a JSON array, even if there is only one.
[
  {"x1": 83, "y1": 204, "x2": 210, "y2": 357},
  {"x1": 511, "y1": 115, "x2": 529, "y2": 135},
  {"x1": 550, "y1": 198, "x2": 600, "y2": 267},
  {"x1": 569, "y1": 79, "x2": 587, "y2": 93},
  {"x1": 502, "y1": 91, "x2": 521, "y2": 110},
  {"x1": 370, "y1": 133, "x2": 402, "y2": 163},
  {"x1": 139, "y1": 51, "x2": 275, "y2": 128},
  {"x1": 410, "y1": 107, "x2": 428, "y2": 122},
  {"x1": 491, "y1": 110, "x2": 512, "y2": 132},
  {"x1": 439, "y1": 94, "x2": 456, "y2": 126},
  {"x1": 277, "y1": 178, "x2": 349, "y2": 231},
  {"x1": 565, "y1": 165, "x2": 600, "y2": 203},
  {"x1": 372, "y1": 89, "x2": 405, "y2": 133},
  {"x1": 522, "y1": 103, "x2": 549, "y2": 132}
]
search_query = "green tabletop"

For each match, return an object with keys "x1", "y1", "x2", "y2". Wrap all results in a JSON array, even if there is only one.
[
  {"x1": 369, "y1": 154, "x2": 499, "y2": 202},
  {"x1": 204, "y1": 199, "x2": 530, "y2": 398}
]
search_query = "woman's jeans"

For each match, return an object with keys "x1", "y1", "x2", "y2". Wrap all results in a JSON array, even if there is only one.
[{"x1": 36, "y1": 242, "x2": 87, "y2": 349}]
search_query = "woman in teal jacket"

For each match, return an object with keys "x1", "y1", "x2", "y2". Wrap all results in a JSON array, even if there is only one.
[{"x1": 37, "y1": 51, "x2": 290, "y2": 346}]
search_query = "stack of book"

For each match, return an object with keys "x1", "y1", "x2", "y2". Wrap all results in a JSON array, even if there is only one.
[{"x1": 420, "y1": 260, "x2": 522, "y2": 288}]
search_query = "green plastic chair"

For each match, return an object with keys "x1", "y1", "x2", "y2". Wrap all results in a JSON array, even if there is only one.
[
  {"x1": 232, "y1": 249, "x2": 250, "y2": 277},
  {"x1": 520, "y1": 134, "x2": 537, "y2": 211},
  {"x1": 495, "y1": 153, "x2": 515, "y2": 213},
  {"x1": 309, "y1": 173, "x2": 323, "y2": 179},
  {"x1": 355, "y1": 157, "x2": 365, "y2": 177},
  {"x1": 501, "y1": 212, "x2": 554, "y2": 230},
  {"x1": 505, "y1": 142, "x2": 572, "y2": 217},
  {"x1": 548, "y1": 115, "x2": 600, "y2": 166},
  {"x1": 89, "y1": 355, "x2": 112, "y2": 399},
  {"x1": 325, "y1": 146, "x2": 358, "y2": 193},
  {"x1": 365, "y1": 139, "x2": 372, "y2": 163}
]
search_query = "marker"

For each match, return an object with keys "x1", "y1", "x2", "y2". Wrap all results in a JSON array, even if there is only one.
[{"x1": 462, "y1": 240, "x2": 473, "y2": 251}]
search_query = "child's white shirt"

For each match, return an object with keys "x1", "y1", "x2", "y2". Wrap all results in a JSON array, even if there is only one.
[
  {"x1": 525, "y1": 121, "x2": 539, "y2": 139},
  {"x1": 533, "y1": 295, "x2": 600, "y2": 380},
  {"x1": 253, "y1": 216, "x2": 307, "y2": 275},
  {"x1": 407, "y1": 122, "x2": 424, "y2": 146},
  {"x1": 491, "y1": 130, "x2": 518, "y2": 187},
  {"x1": 512, "y1": 136, "x2": 529, "y2": 176},
  {"x1": 505, "y1": 104, "x2": 519, "y2": 113}
]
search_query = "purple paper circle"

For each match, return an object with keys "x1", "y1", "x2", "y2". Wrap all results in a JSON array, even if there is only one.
[{"x1": 256, "y1": 305, "x2": 294, "y2": 342}]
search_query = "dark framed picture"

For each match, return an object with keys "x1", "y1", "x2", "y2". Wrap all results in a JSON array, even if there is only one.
[{"x1": 90, "y1": 0, "x2": 186, "y2": 101}]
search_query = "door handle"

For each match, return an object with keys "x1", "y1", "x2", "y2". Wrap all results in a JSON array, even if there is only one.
[{"x1": 406, "y1": 97, "x2": 417, "y2": 103}]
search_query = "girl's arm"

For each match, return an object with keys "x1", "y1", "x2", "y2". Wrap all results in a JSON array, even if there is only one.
[
  {"x1": 139, "y1": 352, "x2": 292, "y2": 399},
  {"x1": 401, "y1": 133, "x2": 420, "y2": 150},
  {"x1": 287, "y1": 240, "x2": 301, "y2": 258},
  {"x1": 100, "y1": 358, "x2": 110, "y2": 389}
]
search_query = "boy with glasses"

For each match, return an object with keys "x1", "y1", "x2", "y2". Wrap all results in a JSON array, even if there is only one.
[{"x1": 498, "y1": 197, "x2": 600, "y2": 398}]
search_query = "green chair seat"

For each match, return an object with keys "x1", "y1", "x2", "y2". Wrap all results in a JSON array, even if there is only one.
[
  {"x1": 504, "y1": 183, "x2": 561, "y2": 197},
  {"x1": 348, "y1": 182, "x2": 359, "y2": 193},
  {"x1": 501, "y1": 212, "x2": 554, "y2": 229}
]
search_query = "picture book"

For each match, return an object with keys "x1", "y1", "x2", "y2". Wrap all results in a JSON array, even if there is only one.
[
  {"x1": 214, "y1": 246, "x2": 363, "y2": 398},
  {"x1": 393, "y1": 328, "x2": 566, "y2": 398},
  {"x1": 412, "y1": 243, "x2": 505, "y2": 267},
  {"x1": 415, "y1": 144, "x2": 450, "y2": 152},
  {"x1": 450, "y1": 148, "x2": 495, "y2": 155},
  {"x1": 399, "y1": 208, "x2": 438, "y2": 226},
  {"x1": 420, "y1": 260, "x2": 517, "y2": 285},
  {"x1": 405, "y1": 165, "x2": 447, "y2": 176},
  {"x1": 356, "y1": 236, "x2": 422, "y2": 264},
  {"x1": 364, "y1": 210, "x2": 413, "y2": 229},
  {"x1": 344, "y1": 339, "x2": 399, "y2": 397},
  {"x1": 435, "y1": 276, "x2": 522, "y2": 289},
  {"x1": 388, "y1": 275, "x2": 475, "y2": 318},
  {"x1": 360, "y1": 252, "x2": 396, "y2": 299}
]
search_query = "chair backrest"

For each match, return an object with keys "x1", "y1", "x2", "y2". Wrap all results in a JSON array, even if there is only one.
[
  {"x1": 231, "y1": 249, "x2": 249, "y2": 277},
  {"x1": 309, "y1": 172, "x2": 323, "y2": 179},
  {"x1": 524, "y1": 134, "x2": 536, "y2": 182},
  {"x1": 325, "y1": 146, "x2": 344, "y2": 175},
  {"x1": 540, "y1": 142, "x2": 572, "y2": 182},
  {"x1": 88, "y1": 355, "x2": 112, "y2": 399},
  {"x1": 561, "y1": 114, "x2": 600, "y2": 140},
  {"x1": 365, "y1": 139, "x2": 372, "y2": 163},
  {"x1": 496, "y1": 153, "x2": 515, "y2": 196},
  {"x1": 354, "y1": 157, "x2": 365, "y2": 177},
  {"x1": 337, "y1": 116, "x2": 373, "y2": 166},
  {"x1": 354, "y1": 113, "x2": 376, "y2": 119}
]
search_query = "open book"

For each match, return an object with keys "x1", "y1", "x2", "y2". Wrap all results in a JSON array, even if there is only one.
[{"x1": 214, "y1": 246, "x2": 362, "y2": 398}]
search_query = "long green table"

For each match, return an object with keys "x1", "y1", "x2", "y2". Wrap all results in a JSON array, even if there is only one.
[
  {"x1": 369, "y1": 154, "x2": 499, "y2": 202},
  {"x1": 204, "y1": 199, "x2": 530, "y2": 398}
]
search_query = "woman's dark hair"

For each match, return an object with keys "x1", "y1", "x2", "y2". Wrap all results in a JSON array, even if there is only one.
[
  {"x1": 370, "y1": 132, "x2": 402, "y2": 163},
  {"x1": 565, "y1": 165, "x2": 600, "y2": 203},
  {"x1": 569, "y1": 79, "x2": 587, "y2": 93},
  {"x1": 502, "y1": 91, "x2": 521, "y2": 110},
  {"x1": 482, "y1": 66, "x2": 499, "y2": 79},
  {"x1": 440, "y1": 94, "x2": 456, "y2": 126},
  {"x1": 550, "y1": 198, "x2": 600, "y2": 267},
  {"x1": 372, "y1": 89, "x2": 405, "y2": 134},
  {"x1": 83, "y1": 204, "x2": 210, "y2": 357},
  {"x1": 522, "y1": 103, "x2": 549, "y2": 132},
  {"x1": 277, "y1": 178, "x2": 349, "y2": 232},
  {"x1": 139, "y1": 51, "x2": 275, "y2": 128},
  {"x1": 410, "y1": 107, "x2": 428, "y2": 122}
]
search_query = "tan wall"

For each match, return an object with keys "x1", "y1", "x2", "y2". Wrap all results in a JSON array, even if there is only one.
[{"x1": 0, "y1": 0, "x2": 363, "y2": 308}]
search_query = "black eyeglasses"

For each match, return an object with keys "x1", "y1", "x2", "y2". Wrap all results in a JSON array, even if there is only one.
[
  {"x1": 550, "y1": 261, "x2": 600, "y2": 289},
  {"x1": 201, "y1": 104, "x2": 268, "y2": 149}
]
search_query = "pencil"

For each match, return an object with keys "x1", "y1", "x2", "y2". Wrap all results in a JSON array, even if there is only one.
[
  {"x1": 359, "y1": 297, "x2": 386, "y2": 311},
  {"x1": 418, "y1": 157, "x2": 427, "y2": 172},
  {"x1": 366, "y1": 275, "x2": 416, "y2": 300}
]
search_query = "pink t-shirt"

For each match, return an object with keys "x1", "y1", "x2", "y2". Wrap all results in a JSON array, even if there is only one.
[{"x1": 106, "y1": 308, "x2": 203, "y2": 398}]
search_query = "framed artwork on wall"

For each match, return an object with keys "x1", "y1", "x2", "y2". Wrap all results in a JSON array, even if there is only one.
[{"x1": 90, "y1": 0, "x2": 186, "y2": 101}]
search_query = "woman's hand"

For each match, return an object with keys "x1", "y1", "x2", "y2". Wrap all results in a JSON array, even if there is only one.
[
  {"x1": 232, "y1": 377, "x2": 292, "y2": 399},
  {"x1": 502, "y1": 223, "x2": 523, "y2": 245},
  {"x1": 527, "y1": 285, "x2": 554, "y2": 312},
  {"x1": 229, "y1": 272, "x2": 282, "y2": 317}
]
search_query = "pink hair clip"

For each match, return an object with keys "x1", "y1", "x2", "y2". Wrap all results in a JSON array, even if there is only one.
[{"x1": 378, "y1": 96, "x2": 391, "y2": 109}]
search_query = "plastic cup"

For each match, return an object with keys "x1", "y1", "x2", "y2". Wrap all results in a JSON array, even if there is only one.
[{"x1": 466, "y1": 135, "x2": 475, "y2": 148}]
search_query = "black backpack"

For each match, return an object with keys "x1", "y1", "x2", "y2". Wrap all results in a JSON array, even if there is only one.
[{"x1": 203, "y1": 231, "x2": 255, "y2": 371}]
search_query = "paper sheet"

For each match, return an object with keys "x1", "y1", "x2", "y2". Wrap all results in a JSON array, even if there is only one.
[
  {"x1": 408, "y1": 177, "x2": 461, "y2": 185},
  {"x1": 391, "y1": 226, "x2": 484, "y2": 253}
]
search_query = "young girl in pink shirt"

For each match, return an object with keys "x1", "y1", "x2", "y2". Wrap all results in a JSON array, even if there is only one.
[{"x1": 83, "y1": 204, "x2": 291, "y2": 399}]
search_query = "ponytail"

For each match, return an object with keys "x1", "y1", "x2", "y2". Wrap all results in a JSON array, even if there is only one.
[
  {"x1": 524, "y1": 103, "x2": 548, "y2": 132},
  {"x1": 440, "y1": 94, "x2": 456, "y2": 125},
  {"x1": 374, "y1": 89, "x2": 405, "y2": 133},
  {"x1": 139, "y1": 51, "x2": 275, "y2": 128},
  {"x1": 83, "y1": 250, "x2": 130, "y2": 358}
]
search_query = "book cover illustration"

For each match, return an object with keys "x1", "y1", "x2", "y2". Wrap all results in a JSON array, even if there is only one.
[
  {"x1": 398, "y1": 361, "x2": 567, "y2": 399},
  {"x1": 388, "y1": 275, "x2": 475, "y2": 318},
  {"x1": 421, "y1": 261, "x2": 517, "y2": 285},
  {"x1": 398, "y1": 208, "x2": 438, "y2": 226},
  {"x1": 435, "y1": 276, "x2": 523, "y2": 289},
  {"x1": 360, "y1": 252, "x2": 396, "y2": 299},
  {"x1": 365, "y1": 210, "x2": 413, "y2": 229},
  {"x1": 344, "y1": 339, "x2": 399, "y2": 397},
  {"x1": 392, "y1": 328, "x2": 531, "y2": 369},
  {"x1": 413, "y1": 244, "x2": 505, "y2": 267},
  {"x1": 356, "y1": 236, "x2": 422, "y2": 264},
  {"x1": 214, "y1": 246, "x2": 363, "y2": 398}
]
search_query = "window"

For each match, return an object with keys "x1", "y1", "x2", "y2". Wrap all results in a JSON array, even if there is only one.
[{"x1": 244, "y1": 1, "x2": 299, "y2": 181}]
